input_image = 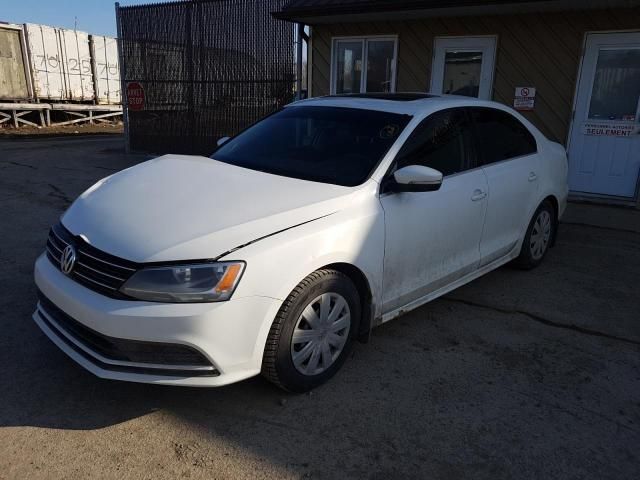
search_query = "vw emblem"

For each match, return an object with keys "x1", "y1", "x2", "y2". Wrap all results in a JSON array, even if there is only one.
[{"x1": 60, "y1": 245, "x2": 77, "y2": 275}]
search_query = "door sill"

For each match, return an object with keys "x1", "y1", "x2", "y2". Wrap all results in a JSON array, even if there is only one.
[
  {"x1": 379, "y1": 248, "x2": 519, "y2": 325},
  {"x1": 569, "y1": 192, "x2": 638, "y2": 208}
]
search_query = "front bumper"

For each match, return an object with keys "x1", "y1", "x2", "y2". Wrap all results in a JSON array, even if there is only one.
[{"x1": 33, "y1": 253, "x2": 282, "y2": 386}]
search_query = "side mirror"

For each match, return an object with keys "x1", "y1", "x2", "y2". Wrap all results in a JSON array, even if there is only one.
[
  {"x1": 217, "y1": 136, "x2": 231, "y2": 147},
  {"x1": 385, "y1": 165, "x2": 443, "y2": 193}
]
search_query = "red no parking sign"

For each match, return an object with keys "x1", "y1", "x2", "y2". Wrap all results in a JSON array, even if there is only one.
[{"x1": 126, "y1": 82, "x2": 145, "y2": 111}]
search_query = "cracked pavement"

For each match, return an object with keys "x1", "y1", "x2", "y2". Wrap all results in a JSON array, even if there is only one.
[{"x1": 0, "y1": 136, "x2": 639, "y2": 479}]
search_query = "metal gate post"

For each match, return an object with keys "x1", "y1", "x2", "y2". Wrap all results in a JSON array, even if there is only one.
[
  {"x1": 89, "y1": 35, "x2": 100, "y2": 105},
  {"x1": 115, "y1": 2, "x2": 130, "y2": 153},
  {"x1": 296, "y1": 22, "x2": 303, "y2": 101},
  {"x1": 186, "y1": 1, "x2": 196, "y2": 154}
]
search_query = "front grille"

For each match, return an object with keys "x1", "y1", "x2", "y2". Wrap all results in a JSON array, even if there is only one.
[
  {"x1": 46, "y1": 222, "x2": 137, "y2": 299},
  {"x1": 36, "y1": 291, "x2": 219, "y2": 377}
]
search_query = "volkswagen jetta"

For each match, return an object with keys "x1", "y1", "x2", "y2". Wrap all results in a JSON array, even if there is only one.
[{"x1": 33, "y1": 94, "x2": 568, "y2": 391}]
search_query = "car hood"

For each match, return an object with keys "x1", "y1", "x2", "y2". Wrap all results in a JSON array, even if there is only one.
[{"x1": 62, "y1": 154, "x2": 354, "y2": 263}]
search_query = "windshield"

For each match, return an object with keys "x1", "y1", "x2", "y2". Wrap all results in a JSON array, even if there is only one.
[{"x1": 212, "y1": 106, "x2": 412, "y2": 186}]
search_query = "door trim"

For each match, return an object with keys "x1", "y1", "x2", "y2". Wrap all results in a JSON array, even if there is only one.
[
  {"x1": 430, "y1": 35, "x2": 498, "y2": 100},
  {"x1": 566, "y1": 29, "x2": 640, "y2": 204}
]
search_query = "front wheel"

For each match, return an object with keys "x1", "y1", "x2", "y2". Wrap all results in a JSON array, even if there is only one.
[
  {"x1": 261, "y1": 269, "x2": 360, "y2": 392},
  {"x1": 514, "y1": 200, "x2": 556, "y2": 269}
]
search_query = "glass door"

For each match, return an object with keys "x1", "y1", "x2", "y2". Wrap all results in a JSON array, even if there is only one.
[
  {"x1": 568, "y1": 32, "x2": 640, "y2": 199},
  {"x1": 430, "y1": 36, "x2": 497, "y2": 100}
]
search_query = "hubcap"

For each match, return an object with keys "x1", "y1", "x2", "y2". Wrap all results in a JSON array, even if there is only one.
[
  {"x1": 290, "y1": 292, "x2": 351, "y2": 376},
  {"x1": 530, "y1": 210, "x2": 552, "y2": 260}
]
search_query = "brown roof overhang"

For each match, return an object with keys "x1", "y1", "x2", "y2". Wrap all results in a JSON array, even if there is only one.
[{"x1": 272, "y1": 0, "x2": 639, "y2": 23}]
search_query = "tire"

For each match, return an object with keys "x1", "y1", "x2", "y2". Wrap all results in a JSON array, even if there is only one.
[
  {"x1": 261, "y1": 269, "x2": 361, "y2": 392},
  {"x1": 514, "y1": 200, "x2": 556, "y2": 270}
]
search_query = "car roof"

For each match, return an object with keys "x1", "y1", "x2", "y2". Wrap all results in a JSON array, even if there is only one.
[
  {"x1": 288, "y1": 93, "x2": 505, "y2": 116},
  {"x1": 329, "y1": 93, "x2": 439, "y2": 101}
]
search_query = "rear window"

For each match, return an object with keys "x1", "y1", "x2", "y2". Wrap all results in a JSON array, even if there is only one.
[
  {"x1": 212, "y1": 106, "x2": 412, "y2": 186},
  {"x1": 470, "y1": 108, "x2": 537, "y2": 165}
]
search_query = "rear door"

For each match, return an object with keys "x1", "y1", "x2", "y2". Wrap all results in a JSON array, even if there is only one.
[
  {"x1": 470, "y1": 107, "x2": 540, "y2": 266},
  {"x1": 380, "y1": 108, "x2": 488, "y2": 313}
]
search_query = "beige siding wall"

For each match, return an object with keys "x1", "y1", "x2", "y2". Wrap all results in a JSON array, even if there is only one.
[{"x1": 310, "y1": 8, "x2": 640, "y2": 144}]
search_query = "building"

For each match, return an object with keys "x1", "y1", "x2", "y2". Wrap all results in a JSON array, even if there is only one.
[{"x1": 273, "y1": 0, "x2": 640, "y2": 206}]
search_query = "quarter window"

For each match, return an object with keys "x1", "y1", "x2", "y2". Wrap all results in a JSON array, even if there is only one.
[
  {"x1": 332, "y1": 37, "x2": 397, "y2": 94},
  {"x1": 470, "y1": 108, "x2": 537, "y2": 165},
  {"x1": 394, "y1": 108, "x2": 473, "y2": 176}
]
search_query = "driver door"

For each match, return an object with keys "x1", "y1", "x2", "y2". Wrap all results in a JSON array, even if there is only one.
[{"x1": 380, "y1": 108, "x2": 488, "y2": 314}]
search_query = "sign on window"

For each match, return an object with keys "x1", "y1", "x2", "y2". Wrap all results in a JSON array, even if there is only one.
[{"x1": 583, "y1": 122, "x2": 640, "y2": 137}]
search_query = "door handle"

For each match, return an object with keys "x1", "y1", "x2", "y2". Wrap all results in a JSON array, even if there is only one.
[
  {"x1": 528, "y1": 172, "x2": 538, "y2": 182},
  {"x1": 471, "y1": 189, "x2": 487, "y2": 202}
]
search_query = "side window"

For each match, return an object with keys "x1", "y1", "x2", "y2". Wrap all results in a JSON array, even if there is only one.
[
  {"x1": 394, "y1": 108, "x2": 472, "y2": 176},
  {"x1": 470, "y1": 108, "x2": 537, "y2": 165}
]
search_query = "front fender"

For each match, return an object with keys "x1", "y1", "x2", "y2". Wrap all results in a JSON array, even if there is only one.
[
  {"x1": 227, "y1": 200, "x2": 384, "y2": 306},
  {"x1": 221, "y1": 194, "x2": 385, "y2": 366}
]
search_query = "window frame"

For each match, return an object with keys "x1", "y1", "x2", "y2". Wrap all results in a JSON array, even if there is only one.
[
  {"x1": 431, "y1": 35, "x2": 498, "y2": 100},
  {"x1": 330, "y1": 35, "x2": 399, "y2": 95},
  {"x1": 467, "y1": 107, "x2": 538, "y2": 167}
]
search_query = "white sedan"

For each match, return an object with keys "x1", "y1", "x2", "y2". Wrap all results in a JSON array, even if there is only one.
[{"x1": 33, "y1": 93, "x2": 568, "y2": 392}]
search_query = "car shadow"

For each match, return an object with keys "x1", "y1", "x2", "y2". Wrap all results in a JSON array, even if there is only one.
[
  {"x1": 3, "y1": 272, "x2": 640, "y2": 479},
  {"x1": 2, "y1": 304, "x2": 283, "y2": 431}
]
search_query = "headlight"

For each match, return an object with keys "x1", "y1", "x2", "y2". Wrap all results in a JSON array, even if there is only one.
[{"x1": 120, "y1": 262, "x2": 245, "y2": 303}]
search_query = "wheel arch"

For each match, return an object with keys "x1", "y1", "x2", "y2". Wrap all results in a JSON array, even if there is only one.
[
  {"x1": 321, "y1": 262, "x2": 375, "y2": 342},
  {"x1": 541, "y1": 194, "x2": 560, "y2": 246}
]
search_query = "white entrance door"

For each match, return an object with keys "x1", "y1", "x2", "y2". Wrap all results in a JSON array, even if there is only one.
[
  {"x1": 568, "y1": 32, "x2": 640, "y2": 199},
  {"x1": 430, "y1": 36, "x2": 497, "y2": 100}
]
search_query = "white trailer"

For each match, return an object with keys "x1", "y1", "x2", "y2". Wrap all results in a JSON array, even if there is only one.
[
  {"x1": 24, "y1": 23, "x2": 95, "y2": 101},
  {"x1": 90, "y1": 35, "x2": 121, "y2": 105},
  {"x1": 0, "y1": 23, "x2": 33, "y2": 100},
  {"x1": 1, "y1": 23, "x2": 123, "y2": 128}
]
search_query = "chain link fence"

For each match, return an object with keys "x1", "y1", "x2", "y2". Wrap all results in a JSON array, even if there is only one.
[{"x1": 116, "y1": 0, "x2": 296, "y2": 155}]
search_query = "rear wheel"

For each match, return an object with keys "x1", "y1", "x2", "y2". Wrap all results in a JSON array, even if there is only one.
[
  {"x1": 515, "y1": 200, "x2": 555, "y2": 269},
  {"x1": 261, "y1": 269, "x2": 360, "y2": 392}
]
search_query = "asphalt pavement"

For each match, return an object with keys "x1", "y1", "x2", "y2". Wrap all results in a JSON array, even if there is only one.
[{"x1": 1, "y1": 135, "x2": 638, "y2": 479}]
